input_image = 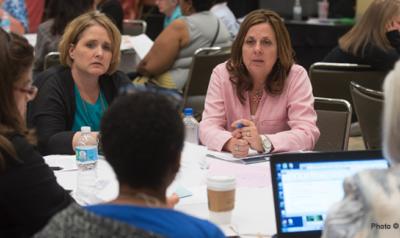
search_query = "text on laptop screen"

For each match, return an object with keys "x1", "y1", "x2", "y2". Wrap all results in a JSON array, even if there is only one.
[{"x1": 275, "y1": 159, "x2": 388, "y2": 233}]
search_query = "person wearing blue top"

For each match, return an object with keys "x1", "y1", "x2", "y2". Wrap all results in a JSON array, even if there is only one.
[
  {"x1": 155, "y1": 0, "x2": 182, "y2": 28},
  {"x1": 35, "y1": 90, "x2": 225, "y2": 237},
  {"x1": 86, "y1": 91, "x2": 225, "y2": 238},
  {"x1": 28, "y1": 11, "x2": 131, "y2": 155}
]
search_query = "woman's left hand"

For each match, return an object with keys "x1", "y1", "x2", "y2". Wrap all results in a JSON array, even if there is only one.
[
  {"x1": 166, "y1": 193, "x2": 180, "y2": 208},
  {"x1": 231, "y1": 119, "x2": 264, "y2": 152}
]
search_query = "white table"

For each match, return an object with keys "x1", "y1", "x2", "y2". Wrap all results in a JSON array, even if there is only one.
[{"x1": 45, "y1": 142, "x2": 276, "y2": 237}]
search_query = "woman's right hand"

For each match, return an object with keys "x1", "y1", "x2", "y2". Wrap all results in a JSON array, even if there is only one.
[{"x1": 224, "y1": 137, "x2": 250, "y2": 158}]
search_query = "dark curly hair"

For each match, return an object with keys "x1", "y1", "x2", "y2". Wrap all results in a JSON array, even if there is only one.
[{"x1": 100, "y1": 91, "x2": 184, "y2": 190}]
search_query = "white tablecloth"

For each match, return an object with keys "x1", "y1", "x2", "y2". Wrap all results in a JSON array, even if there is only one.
[{"x1": 45, "y1": 142, "x2": 276, "y2": 237}]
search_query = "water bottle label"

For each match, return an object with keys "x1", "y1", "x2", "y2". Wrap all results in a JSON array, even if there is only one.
[{"x1": 76, "y1": 146, "x2": 98, "y2": 163}]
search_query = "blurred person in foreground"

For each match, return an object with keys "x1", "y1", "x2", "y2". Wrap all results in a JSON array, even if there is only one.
[
  {"x1": 0, "y1": 28, "x2": 71, "y2": 237},
  {"x1": 322, "y1": 61, "x2": 400, "y2": 238},
  {"x1": 36, "y1": 91, "x2": 225, "y2": 238},
  {"x1": 199, "y1": 9, "x2": 320, "y2": 157}
]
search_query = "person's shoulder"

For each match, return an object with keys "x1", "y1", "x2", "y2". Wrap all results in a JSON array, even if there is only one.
[
  {"x1": 35, "y1": 66, "x2": 71, "y2": 88},
  {"x1": 168, "y1": 18, "x2": 187, "y2": 32},
  {"x1": 167, "y1": 209, "x2": 225, "y2": 237},
  {"x1": 212, "y1": 61, "x2": 231, "y2": 82},
  {"x1": 288, "y1": 64, "x2": 308, "y2": 80},
  {"x1": 102, "y1": 71, "x2": 130, "y2": 86}
]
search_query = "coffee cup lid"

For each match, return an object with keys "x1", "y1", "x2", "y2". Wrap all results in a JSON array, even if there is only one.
[{"x1": 207, "y1": 175, "x2": 236, "y2": 190}]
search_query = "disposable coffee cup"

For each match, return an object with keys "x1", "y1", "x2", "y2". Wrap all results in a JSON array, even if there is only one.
[{"x1": 207, "y1": 175, "x2": 236, "y2": 224}]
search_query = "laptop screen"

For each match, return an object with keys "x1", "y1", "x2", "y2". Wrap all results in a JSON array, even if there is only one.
[{"x1": 270, "y1": 151, "x2": 388, "y2": 237}]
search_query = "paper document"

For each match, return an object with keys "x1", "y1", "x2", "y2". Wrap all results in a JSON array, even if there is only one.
[
  {"x1": 121, "y1": 34, "x2": 153, "y2": 59},
  {"x1": 206, "y1": 149, "x2": 269, "y2": 164}
]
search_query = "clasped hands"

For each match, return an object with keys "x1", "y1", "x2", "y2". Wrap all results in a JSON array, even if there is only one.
[{"x1": 225, "y1": 119, "x2": 264, "y2": 158}]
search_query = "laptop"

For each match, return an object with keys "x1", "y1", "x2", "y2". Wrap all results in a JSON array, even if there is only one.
[{"x1": 269, "y1": 150, "x2": 389, "y2": 238}]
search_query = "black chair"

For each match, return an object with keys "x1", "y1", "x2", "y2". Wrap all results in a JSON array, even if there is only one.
[
  {"x1": 314, "y1": 97, "x2": 352, "y2": 151},
  {"x1": 122, "y1": 19, "x2": 147, "y2": 36},
  {"x1": 350, "y1": 81, "x2": 383, "y2": 149},
  {"x1": 44, "y1": 52, "x2": 61, "y2": 70},
  {"x1": 309, "y1": 62, "x2": 386, "y2": 121},
  {"x1": 181, "y1": 46, "x2": 231, "y2": 118}
]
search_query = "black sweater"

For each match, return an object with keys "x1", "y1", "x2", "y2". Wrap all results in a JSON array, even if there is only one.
[
  {"x1": 323, "y1": 30, "x2": 400, "y2": 72},
  {"x1": 0, "y1": 134, "x2": 72, "y2": 237},
  {"x1": 28, "y1": 66, "x2": 131, "y2": 155}
]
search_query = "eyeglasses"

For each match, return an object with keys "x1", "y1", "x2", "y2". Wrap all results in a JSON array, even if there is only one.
[{"x1": 14, "y1": 85, "x2": 38, "y2": 100}]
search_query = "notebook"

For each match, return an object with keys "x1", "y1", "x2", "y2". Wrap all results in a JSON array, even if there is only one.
[{"x1": 269, "y1": 150, "x2": 389, "y2": 238}]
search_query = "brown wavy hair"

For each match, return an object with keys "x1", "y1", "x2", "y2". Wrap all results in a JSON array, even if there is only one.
[
  {"x1": 0, "y1": 29, "x2": 34, "y2": 171},
  {"x1": 226, "y1": 9, "x2": 294, "y2": 104}
]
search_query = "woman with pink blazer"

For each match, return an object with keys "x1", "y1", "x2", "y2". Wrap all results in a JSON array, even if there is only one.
[{"x1": 199, "y1": 9, "x2": 320, "y2": 157}]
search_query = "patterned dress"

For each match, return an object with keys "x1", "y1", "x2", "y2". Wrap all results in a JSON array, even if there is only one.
[{"x1": 3, "y1": 0, "x2": 28, "y2": 30}]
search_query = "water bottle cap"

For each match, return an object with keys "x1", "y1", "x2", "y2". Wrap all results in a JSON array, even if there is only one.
[
  {"x1": 183, "y1": 108, "x2": 193, "y2": 116},
  {"x1": 81, "y1": 126, "x2": 91, "y2": 133}
]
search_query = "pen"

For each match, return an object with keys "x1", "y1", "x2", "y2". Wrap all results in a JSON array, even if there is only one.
[{"x1": 50, "y1": 166, "x2": 63, "y2": 171}]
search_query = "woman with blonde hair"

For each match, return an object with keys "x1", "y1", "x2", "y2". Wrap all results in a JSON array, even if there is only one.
[
  {"x1": 29, "y1": 11, "x2": 131, "y2": 155},
  {"x1": 323, "y1": 0, "x2": 400, "y2": 71}
]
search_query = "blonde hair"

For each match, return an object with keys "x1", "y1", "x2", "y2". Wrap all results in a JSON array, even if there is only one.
[
  {"x1": 383, "y1": 60, "x2": 400, "y2": 164},
  {"x1": 58, "y1": 11, "x2": 121, "y2": 74},
  {"x1": 339, "y1": 0, "x2": 400, "y2": 56}
]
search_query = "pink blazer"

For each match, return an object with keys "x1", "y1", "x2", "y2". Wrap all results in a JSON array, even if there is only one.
[{"x1": 199, "y1": 62, "x2": 320, "y2": 152}]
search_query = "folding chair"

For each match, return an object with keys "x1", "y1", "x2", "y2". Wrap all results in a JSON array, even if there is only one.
[
  {"x1": 309, "y1": 62, "x2": 386, "y2": 121},
  {"x1": 314, "y1": 97, "x2": 352, "y2": 151},
  {"x1": 123, "y1": 19, "x2": 147, "y2": 36},
  {"x1": 44, "y1": 52, "x2": 61, "y2": 70},
  {"x1": 350, "y1": 81, "x2": 384, "y2": 149},
  {"x1": 181, "y1": 46, "x2": 231, "y2": 118}
]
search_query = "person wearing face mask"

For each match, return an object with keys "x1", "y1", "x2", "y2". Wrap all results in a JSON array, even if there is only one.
[
  {"x1": 0, "y1": 28, "x2": 72, "y2": 237},
  {"x1": 28, "y1": 11, "x2": 131, "y2": 155},
  {"x1": 199, "y1": 9, "x2": 320, "y2": 158},
  {"x1": 323, "y1": 0, "x2": 400, "y2": 72}
]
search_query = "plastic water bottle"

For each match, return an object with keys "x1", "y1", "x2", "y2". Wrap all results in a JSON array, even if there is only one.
[
  {"x1": 1, "y1": 12, "x2": 11, "y2": 33},
  {"x1": 293, "y1": 0, "x2": 302, "y2": 21},
  {"x1": 75, "y1": 126, "x2": 98, "y2": 170},
  {"x1": 183, "y1": 108, "x2": 199, "y2": 144}
]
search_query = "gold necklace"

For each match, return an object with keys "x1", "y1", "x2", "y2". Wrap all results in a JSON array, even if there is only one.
[{"x1": 251, "y1": 89, "x2": 263, "y2": 104}]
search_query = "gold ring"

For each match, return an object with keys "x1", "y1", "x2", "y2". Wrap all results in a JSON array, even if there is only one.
[
  {"x1": 235, "y1": 145, "x2": 240, "y2": 152},
  {"x1": 246, "y1": 132, "x2": 250, "y2": 137}
]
